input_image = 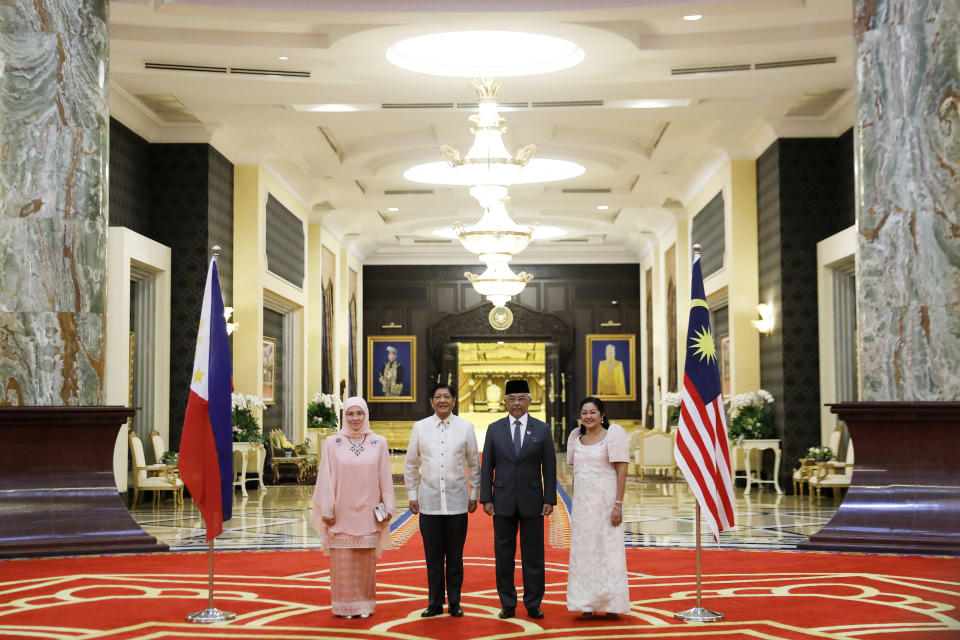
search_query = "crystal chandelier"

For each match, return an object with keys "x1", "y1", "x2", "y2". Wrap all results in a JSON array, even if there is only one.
[{"x1": 404, "y1": 79, "x2": 583, "y2": 307}]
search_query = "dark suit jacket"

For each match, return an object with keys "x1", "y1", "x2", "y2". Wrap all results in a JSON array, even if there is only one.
[{"x1": 479, "y1": 415, "x2": 557, "y2": 518}]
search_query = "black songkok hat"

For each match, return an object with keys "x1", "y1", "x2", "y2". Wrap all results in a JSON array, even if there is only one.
[{"x1": 505, "y1": 379, "x2": 530, "y2": 395}]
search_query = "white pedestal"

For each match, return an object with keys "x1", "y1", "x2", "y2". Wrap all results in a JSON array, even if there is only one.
[
  {"x1": 733, "y1": 438, "x2": 782, "y2": 495},
  {"x1": 232, "y1": 442, "x2": 266, "y2": 497}
]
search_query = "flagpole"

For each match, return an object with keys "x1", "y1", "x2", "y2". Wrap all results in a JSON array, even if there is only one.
[
  {"x1": 186, "y1": 539, "x2": 237, "y2": 623},
  {"x1": 673, "y1": 504, "x2": 723, "y2": 622},
  {"x1": 674, "y1": 243, "x2": 724, "y2": 623},
  {"x1": 186, "y1": 245, "x2": 236, "y2": 624}
]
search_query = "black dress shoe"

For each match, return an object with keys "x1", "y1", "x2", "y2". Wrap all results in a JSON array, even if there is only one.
[
  {"x1": 498, "y1": 607, "x2": 515, "y2": 619},
  {"x1": 421, "y1": 606, "x2": 443, "y2": 618},
  {"x1": 449, "y1": 605, "x2": 464, "y2": 617},
  {"x1": 527, "y1": 607, "x2": 544, "y2": 619}
]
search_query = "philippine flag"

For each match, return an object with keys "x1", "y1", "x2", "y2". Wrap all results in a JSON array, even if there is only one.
[{"x1": 178, "y1": 257, "x2": 234, "y2": 540}]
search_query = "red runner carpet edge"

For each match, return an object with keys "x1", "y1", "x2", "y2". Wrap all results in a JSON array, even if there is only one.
[{"x1": 0, "y1": 508, "x2": 958, "y2": 640}]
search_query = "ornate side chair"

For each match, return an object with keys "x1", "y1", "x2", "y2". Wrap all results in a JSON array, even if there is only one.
[
  {"x1": 269, "y1": 428, "x2": 304, "y2": 484},
  {"x1": 150, "y1": 430, "x2": 167, "y2": 465},
  {"x1": 633, "y1": 429, "x2": 678, "y2": 480},
  {"x1": 793, "y1": 426, "x2": 844, "y2": 496},
  {"x1": 129, "y1": 432, "x2": 183, "y2": 507},
  {"x1": 809, "y1": 440, "x2": 855, "y2": 503}
]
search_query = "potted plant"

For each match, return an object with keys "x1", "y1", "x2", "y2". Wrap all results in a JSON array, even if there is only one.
[
  {"x1": 307, "y1": 392, "x2": 342, "y2": 432},
  {"x1": 726, "y1": 390, "x2": 775, "y2": 442},
  {"x1": 232, "y1": 393, "x2": 267, "y2": 445},
  {"x1": 806, "y1": 445, "x2": 835, "y2": 462}
]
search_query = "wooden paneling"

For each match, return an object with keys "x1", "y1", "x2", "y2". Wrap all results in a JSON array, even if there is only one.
[{"x1": 363, "y1": 264, "x2": 642, "y2": 432}]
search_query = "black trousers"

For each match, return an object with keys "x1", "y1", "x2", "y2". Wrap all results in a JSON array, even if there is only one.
[
  {"x1": 419, "y1": 512, "x2": 469, "y2": 608},
  {"x1": 492, "y1": 513, "x2": 544, "y2": 610}
]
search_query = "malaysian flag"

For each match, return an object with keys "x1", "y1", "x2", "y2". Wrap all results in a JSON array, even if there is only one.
[{"x1": 673, "y1": 249, "x2": 735, "y2": 541}]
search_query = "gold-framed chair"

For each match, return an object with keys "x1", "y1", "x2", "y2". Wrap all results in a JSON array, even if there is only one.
[
  {"x1": 150, "y1": 430, "x2": 167, "y2": 465},
  {"x1": 633, "y1": 429, "x2": 678, "y2": 480},
  {"x1": 129, "y1": 432, "x2": 183, "y2": 507},
  {"x1": 269, "y1": 428, "x2": 306, "y2": 484},
  {"x1": 793, "y1": 426, "x2": 844, "y2": 496},
  {"x1": 809, "y1": 440, "x2": 855, "y2": 503}
]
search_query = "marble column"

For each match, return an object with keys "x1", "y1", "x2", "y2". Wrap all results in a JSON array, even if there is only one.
[
  {"x1": 0, "y1": 1, "x2": 108, "y2": 406},
  {"x1": 855, "y1": 0, "x2": 960, "y2": 401}
]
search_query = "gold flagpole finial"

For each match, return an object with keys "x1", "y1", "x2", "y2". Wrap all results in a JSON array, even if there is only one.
[
  {"x1": 211, "y1": 245, "x2": 221, "y2": 258},
  {"x1": 692, "y1": 243, "x2": 702, "y2": 256}
]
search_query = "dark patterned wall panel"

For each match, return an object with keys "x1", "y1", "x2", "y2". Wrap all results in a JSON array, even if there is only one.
[
  {"x1": 265, "y1": 195, "x2": 305, "y2": 288},
  {"x1": 363, "y1": 264, "x2": 641, "y2": 426},
  {"x1": 757, "y1": 131, "x2": 856, "y2": 490},
  {"x1": 712, "y1": 304, "x2": 729, "y2": 338},
  {"x1": 692, "y1": 192, "x2": 725, "y2": 277},
  {"x1": 108, "y1": 119, "x2": 153, "y2": 237},
  {"x1": 151, "y1": 143, "x2": 212, "y2": 451},
  {"x1": 262, "y1": 308, "x2": 284, "y2": 433},
  {"x1": 208, "y1": 148, "x2": 234, "y2": 307},
  {"x1": 107, "y1": 121, "x2": 234, "y2": 451}
]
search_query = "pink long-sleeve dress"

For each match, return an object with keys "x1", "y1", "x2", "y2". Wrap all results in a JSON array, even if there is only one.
[
  {"x1": 566, "y1": 423, "x2": 631, "y2": 614},
  {"x1": 312, "y1": 430, "x2": 396, "y2": 616}
]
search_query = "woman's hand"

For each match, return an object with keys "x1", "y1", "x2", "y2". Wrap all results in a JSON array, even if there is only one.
[
  {"x1": 610, "y1": 506, "x2": 623, "y2": 527},
  {"x1": 322, "y1": 515, "x2": 336, "y2": 527}
]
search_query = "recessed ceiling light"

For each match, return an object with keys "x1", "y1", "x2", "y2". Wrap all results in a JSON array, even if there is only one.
[
  {"x1": 386, "y1": 31, "x2": 585, "y2": 78},
  {"x1": 277, "y1": 56, "x2": 289, "y2": 60},
  {"x1": 292, "y1": 104, "x2": 362, "y2": 112},
  {"x1": 683, "y1": 14, "x2": 703, "y2": 21},
  {"x1": 597, "y1": 205, "x2": 609, "y2": 210},
  {"x1": 387, "y1": 207, "x2": 399, "y2": 212},
  {"x1": 606, "y1": 98, "x2": 695, "y2": 109}
]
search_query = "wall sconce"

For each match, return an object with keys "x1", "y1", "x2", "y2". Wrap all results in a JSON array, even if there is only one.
[
  {"x1": 224, "y1": 306, "x2": 239, "y2": 335},
  {"x1": 752, "y1": 303, "x2": 774, "y2": 334}
]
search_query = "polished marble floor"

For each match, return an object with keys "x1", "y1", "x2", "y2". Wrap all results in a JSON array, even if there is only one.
[{"x1": 131, "y1": 455, "x2": 839, "y2": 552}]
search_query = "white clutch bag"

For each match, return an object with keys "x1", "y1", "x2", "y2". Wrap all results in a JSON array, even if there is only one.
[{"x1": 374, "y1": 502, "x2": 388, "y2": 522}]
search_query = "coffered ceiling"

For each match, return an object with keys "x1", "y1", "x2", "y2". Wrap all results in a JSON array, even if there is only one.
[{"x1": 109, "y1": 0, "x2": 855, "y2": 264}]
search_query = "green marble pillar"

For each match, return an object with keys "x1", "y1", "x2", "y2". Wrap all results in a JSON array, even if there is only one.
[
  {"x1": 855, "y1": 0, "x2": 960, "y2": 401},
  {"x1": 0, "y1": 1, "x2": 109, "y2": 406}
]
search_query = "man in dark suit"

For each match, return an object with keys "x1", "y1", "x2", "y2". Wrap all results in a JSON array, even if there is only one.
[{"x1": 479, "y1": 379, "x2": 557, "y2": 620}]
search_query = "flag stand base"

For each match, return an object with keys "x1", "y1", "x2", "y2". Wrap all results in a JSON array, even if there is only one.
[
  {"x1": 186, "y1": 607, "x2": 237, "y2": 624},
  {"x1": 672, "y1": 503, "x2": 725, "y2": 623},
  {"x1": 186, "y1": 539, "x2": 236, "y2": 624},
  {"x1": 674, "y1": 606, "x2": 724, "y2": 622}
]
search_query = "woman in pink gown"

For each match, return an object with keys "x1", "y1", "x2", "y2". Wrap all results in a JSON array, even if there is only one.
[
  {"x1": 566, "y1": 396, "x2": 630, "y2": 618},
  {"x1": 312, "y1": 397, "x2": 396, "y2": 618}
]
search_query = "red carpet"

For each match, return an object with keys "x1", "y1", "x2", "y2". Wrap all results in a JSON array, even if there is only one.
[{"x1": 1, "y1": 507, "x2": 958, "y2": 639}]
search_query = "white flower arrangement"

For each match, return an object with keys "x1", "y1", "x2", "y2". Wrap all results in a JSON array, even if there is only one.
[
  {"x1": 726, "y1": 389, "x2": 774, "y2": 419},
  {"x1": 231, "y1": 393, "x2": 267, "y2": 412},
  {"x1": 661, "y1": 391, "x2": 683, "y2": 408},
  {"x1": 308, "y1": 392, "x2": 342, "y2": 430}
]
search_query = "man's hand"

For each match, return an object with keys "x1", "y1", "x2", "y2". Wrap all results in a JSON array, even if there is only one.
[
  {"x1": 468, "y1": 499, "x2": 478, "y2": 513},
  {"x1": 541, "y1": 504, "x2": 554, "y2": 517},
  {"x1": 408, "y1": 499, "x2": 419, "y2": 514},
  {"x1": 321, "y1": 515, "x2": 335, "y2": 527},
  {"x1": 482, "y1": 502, "x2": 495, "y2": 516}
]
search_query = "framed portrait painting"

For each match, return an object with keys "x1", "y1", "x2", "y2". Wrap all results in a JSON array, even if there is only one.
[
  {"x1": 367, "y1": 335, "x2": 416, "y2": 402},
  {"x1": 586, "y1": 334, "x2": 636, "y2": 401},
  {"x1": 262, "y1": 336, "x2": 277, "y2": 404}
]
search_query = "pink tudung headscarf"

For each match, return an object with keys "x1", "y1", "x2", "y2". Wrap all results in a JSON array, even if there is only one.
[{"x1": 340, "y1": 396, "x2": 374, "y2": 438}]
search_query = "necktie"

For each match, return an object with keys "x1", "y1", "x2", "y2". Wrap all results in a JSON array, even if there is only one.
[{"x1": 513, "y1": 419, "x2": 522, "y2": 454}]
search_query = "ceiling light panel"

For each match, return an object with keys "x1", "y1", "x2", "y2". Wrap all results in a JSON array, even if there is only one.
[{"x1": 386, "y1": 31, "x2": 584, "y2": 78}]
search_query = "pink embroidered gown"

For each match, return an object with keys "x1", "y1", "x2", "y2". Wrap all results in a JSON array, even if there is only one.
[
  {"x1": 566, "y1": 423, "x2": 631, "y2": 613},
  {"x1": 312, "y1": 431, "x2": 396, "y2": 616}
]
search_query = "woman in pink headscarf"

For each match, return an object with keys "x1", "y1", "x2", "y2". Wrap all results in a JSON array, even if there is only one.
[{"x1": 312, "y1": 396, "x2": 396, "y2": 618}]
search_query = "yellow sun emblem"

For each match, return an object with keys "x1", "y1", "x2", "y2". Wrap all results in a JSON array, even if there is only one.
[{"x1": 689, "y1": 326, "x2": 717, "y2": 364}]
